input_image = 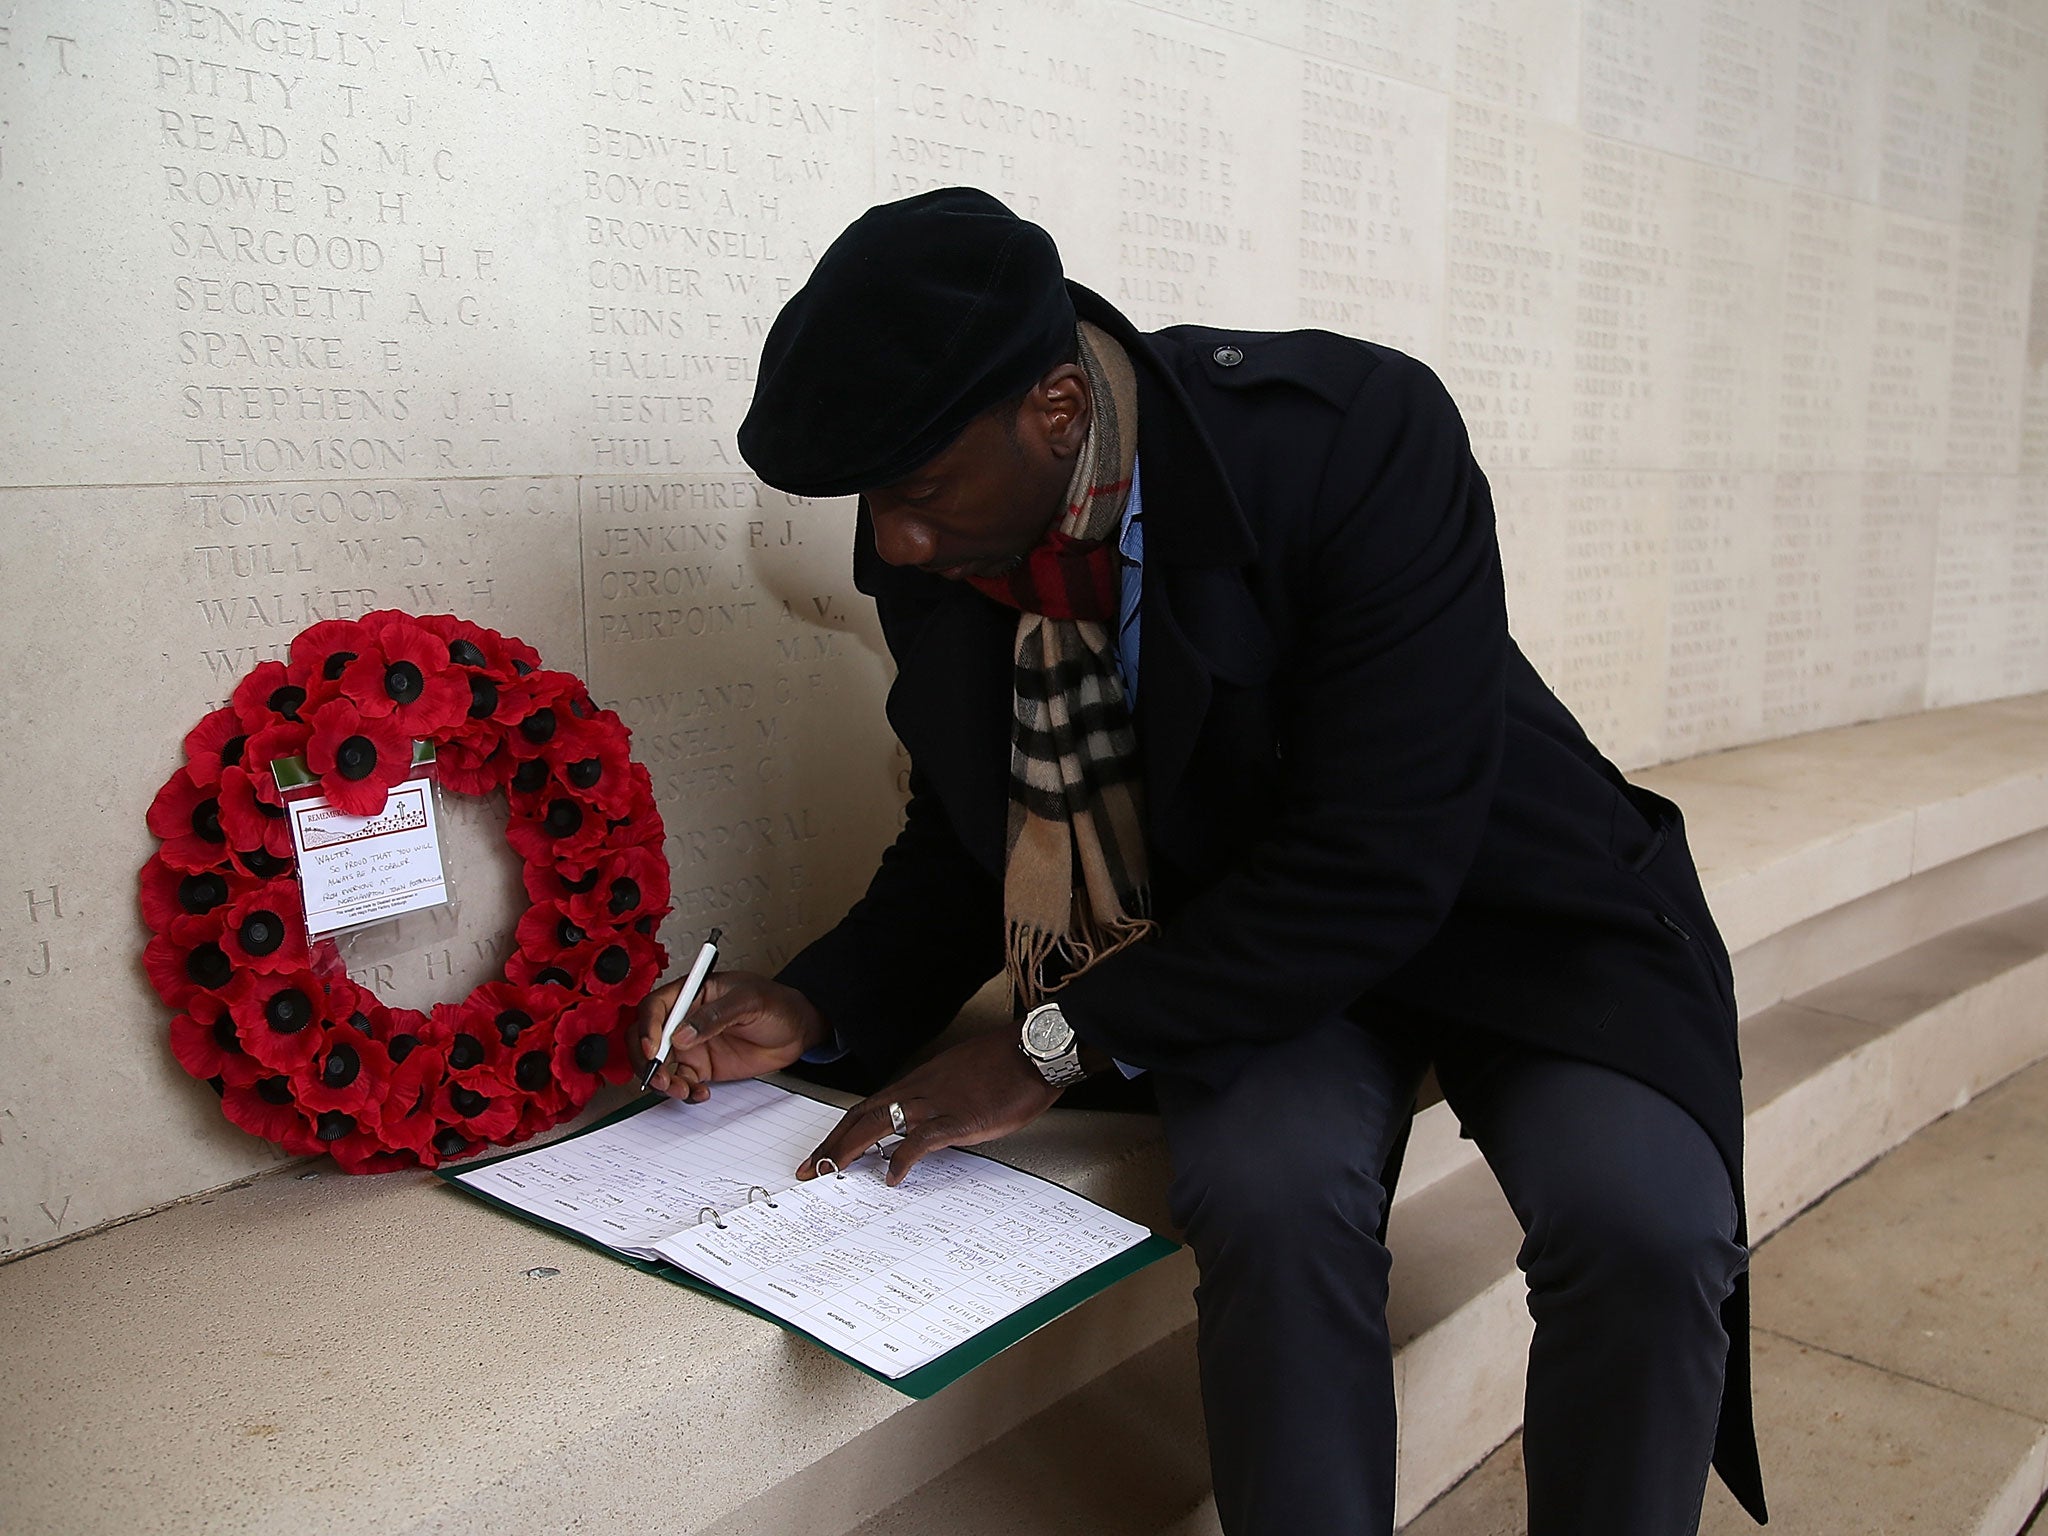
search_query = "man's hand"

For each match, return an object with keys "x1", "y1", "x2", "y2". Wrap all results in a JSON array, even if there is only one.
[
  {"x1": 630, "y1": 970, "x2": 830, "y2": 1101},
  {"x1": 801, "y1": 1027, "x2": 1064, "y2": 1188}
]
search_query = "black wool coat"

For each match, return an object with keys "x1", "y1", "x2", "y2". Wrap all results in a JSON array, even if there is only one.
[{"x1": 777, "y1": 282, "x2": 1765, "y2": 1521}]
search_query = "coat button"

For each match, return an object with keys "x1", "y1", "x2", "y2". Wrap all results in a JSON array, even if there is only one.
[{"x1": 1212, "y1": 344, "x2": 1244, "y2": 366}]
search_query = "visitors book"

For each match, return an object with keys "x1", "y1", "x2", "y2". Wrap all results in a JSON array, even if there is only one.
[{"x1": 441, "y1": 1077, "x2": 1178, "y2": 1396}]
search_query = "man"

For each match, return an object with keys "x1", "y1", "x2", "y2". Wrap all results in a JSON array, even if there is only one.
[{"x1": 631, "y1": 188, "x2": 1765, "y2": 1536}]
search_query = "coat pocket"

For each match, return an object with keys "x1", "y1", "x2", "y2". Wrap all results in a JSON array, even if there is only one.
[{"x1": 1609, "y1": 781, "x2": 1679, "y2": 873}]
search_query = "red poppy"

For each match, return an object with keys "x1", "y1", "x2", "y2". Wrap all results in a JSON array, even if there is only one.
[
  {"x1": 514, "y1": 898, "x2": 602, "y2": 958},
  {"x1": 168, "y1": 994, "x2": 266, "y2": 1088},
  {"x1": 501, "y1": 672, "x2": 588, "y2": 762},
  {"x1": 603, "y1": 763, "x2": 666, "y2": 850},
  {"x1": 415, "y1": 612, "x2": 545, "y2": 701},
  {"x1": 221, "y1": 965, "x2": 328, "y2": 1072},
  {"x1": 464, "y1": 979, "x2": 559, "y2": 1065},
  {"x1": 139, "y1": 853, "x2": 249, "y2": 934},
  {"x1": 425, "y1": 995, "x2": 523, "y2": 1090},
  {"x1": 415, "y1": 612, "x2": 504, "y2": 672},
  {"x1": 297, "y1": 1026, "x2": 395, "y2": 1119},
  {"x1": 375, "y1": 1034, "x2": 450, "y2": 1159},
  {"x1": 434, "y1": 1063, "x2": 522, "y2": 1143},
  {"x1": 552, "y1": 722, "x2": 640, "y2": 819},
  {"x1": 304, "y1": 697, "x2": 413, "y2": 816},
  {"x1": 552, "y1": 1000, "x2": 633, "y2": 1099},
  {"x1": 217, "y1": 885, "x2": 309, "y2": 974},
  {"x1": 216, "y1": 765, "x2": 296, "y2": 858},
  {"x1": 325, "y1": 1135, "x2": 418, "y2": 1176},
  {"x1": 505, "y1": 792, "x2": 609, "y2": 866},
  {"x1": 292, "y1": 618, "x2": 374, "y2": 699},
  {"x1": 182, "y1": 706, "x2": 253, "y2": 788},
  {"x1": 221, "y1": 1074, "x2": 321, "y2": 1154},
  {"x1": 144, "y1": 911, "x2": 233, "y2": 1008},
  {"x1": 563, "y1": 845, "x2": 671, "y2": 933},
  {"x1": 436, "y1": 735, "x2": 512, "y2": 796},
  {"x1": 147, "y1": 767, "x2": 235, "y2": 874},
  {"x1": 563, "y1": 928, "x2": 663, "y2": 1004},
  {"x1": 232, "y1": 659, "x2": 313, "y2": 736},
  {"x1": 337, "y1": 621, "x2": 468, "y2": 737},
  {"x1": 503, "y1": 946, "x2": 583, "y2": 992},
  {"x1": 241, "y1": 717, "x2": 312, "y2": 792}
]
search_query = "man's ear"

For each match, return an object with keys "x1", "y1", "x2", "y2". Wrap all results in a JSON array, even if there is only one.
[{"x1": 1027, "y1": 364, "x2": 1092, "y2": 460}]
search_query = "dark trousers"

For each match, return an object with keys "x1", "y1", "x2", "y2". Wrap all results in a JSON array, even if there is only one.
[{"x1": 1155, "y1": 1016, "x2": 1746, "y2": 1536}]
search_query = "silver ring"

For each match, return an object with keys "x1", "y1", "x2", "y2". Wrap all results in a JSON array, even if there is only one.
[{"x1": 888, "y1": 1100, "x2": 908, "y2": 1136}]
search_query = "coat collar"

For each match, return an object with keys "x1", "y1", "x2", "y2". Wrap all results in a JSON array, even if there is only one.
[{"x1": 1069, "y1": 282, "x2": 1257, "y2": 569}]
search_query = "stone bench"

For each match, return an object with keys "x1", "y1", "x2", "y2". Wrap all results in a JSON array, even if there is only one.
[{"x1": 5, "y1": 694, "x2": 2048, "y2": 1536}]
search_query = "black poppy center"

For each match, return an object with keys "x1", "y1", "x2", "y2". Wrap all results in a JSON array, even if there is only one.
[
  {"x1": 388, "y1": 1033, "x2": 419, "y2": 1064},
  {"x1": 316, "y1": 1110, "x2": 356, "y2": 1142},
  {"x1": 534, "y1": 966, "x2": 573, "y2": 988},
  {"x1": 432, "y1": 1127, "x2": 471, "y2": 1156},
  {"x1": 322, "y1": 650, "x2": 358, "y2": 681},
  {"x1": 496, "y1": 1009, "x2": 533, "y2": 1046},
  {"x1": 238, "y1": 910, "x2": 284, "y2": 956},
  {"x1": 449, "y1": 1033, "x2": 485, "y2": 1071},
  {"x1": 348, "y1": 1011, "x2": 372, "y2": 1036},
  {"x1": 384, "y1": 660, "x2": 424, "y2": 704},
  {"x1": 562, "y1": 868, "x2": 600, "y2": 893},
  {"x1": 335, "y1": 735, "x2": 378, "y2": 781},
  {"x1": 221, "y1": 733, "x2": 248, "y2": 767},
  {"x1": 211, "y1": 1015, "x2": 243, "y2": 1054},
  {"x1": 467, "y1": 675, "x2": 499, "y2": 720},
  {"x1": 515, "y1": 1051, "x2": 552, "y2": 1091},
  {"x1": 178, "y1": 872, "x2": 230, "y2": 915},
  {"x1": 257, "y1": 797, "x2": 285, "y2": 820},
  {"x1": 267, "y1": 685, "x2": 306, "y2": 722},
  {"x1": 448, "y1": 638, "x2": 487, "y2": 668},
  {"x1": 191, "y1": 797, "x2": 225, "y2": 843},
  {"x1": 520, "y1": 708, "x2": 557, "y2": 745},
  {"x1": 557, "y1": 918, "x2": 586, "y2": 947},
  {"x1": 568, "y1": 757, "x2": 602, "y2": 789},
  {"x1": 544, "y1": 800, "x2": 583, "y2": 839},
  {"x1": 322, "y1": 1041, "x2": 361, "y2": 1089},
  {"x1": 186, "y1": 942, "x2": 232, "y2": 989},
  {"x1": 573, "y1": 1034, "x2": 609, "y2": 1072},
  {"x1": 511, "y1": 658, "x2": 533, "y2": 676},
  {"x1": 265, "y1": 988, "x2": 312, "y2": 1033},
  {"x1": 607, "y1": 877, "x2": 641, "y2": 916},
  {"x1": 239, "y1": 846, "x2": 292, "y2": 879},
  {"x1": 257, "y1": 1074, "x2": 294, "y2": 1105},
  {"x1": 511, "y1": 759, "x2": 549, "y2": 794},
  {"x1": 594, "y1": 945, "x2": 630, "y2": 985},
  {"x1": 450, "y1": 1085, "x2": 489, "y2": 1119}
]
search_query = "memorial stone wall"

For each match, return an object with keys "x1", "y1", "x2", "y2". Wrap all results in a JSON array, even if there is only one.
[{"x1": 2, "y1": 0, "x2": 2045, "y2": 1256}]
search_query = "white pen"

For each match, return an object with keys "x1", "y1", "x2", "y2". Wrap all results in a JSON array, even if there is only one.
[{"x1": 640, "y1": 926, "x2": 723, "y2": 1092}]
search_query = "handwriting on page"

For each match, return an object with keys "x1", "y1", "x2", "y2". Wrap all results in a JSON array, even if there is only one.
[
  {"x1": 454, "y1": 1080, "x2": 843, "y2": 1255},
  {"x1": 656, "y1": 1153, "x2": 1147, "y2": 1378}
]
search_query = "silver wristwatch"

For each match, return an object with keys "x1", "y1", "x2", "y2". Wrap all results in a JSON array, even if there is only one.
[{"x1": 1020, "y1": 1001, "x2": 1088, "y2": 1088}]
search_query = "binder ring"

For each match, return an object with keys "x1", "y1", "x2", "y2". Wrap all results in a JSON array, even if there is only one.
[
  {"x1": 698, "y1": 1204, "x2": 728, "y2": 1230},
  {"x1": 747, "y1": 1184, "x2": 778, "y2": 1209},
  {"x1": 814, "y1": 1157, "x2": 845, "y2": 1180}
]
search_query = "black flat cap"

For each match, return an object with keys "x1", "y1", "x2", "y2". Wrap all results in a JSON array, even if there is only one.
[{"x1": 737, "y1": 188, "x2": 1075, "y2": 497}]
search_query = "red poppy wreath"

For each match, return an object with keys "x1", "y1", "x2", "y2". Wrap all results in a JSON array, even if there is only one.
[{"x1": 140, "y1": 610, "x2": 672, "y2": 1173}]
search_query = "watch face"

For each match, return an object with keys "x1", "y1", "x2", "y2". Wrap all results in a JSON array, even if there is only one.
[{"x1": 1023, "y1": 1006, "x2": 1073, "y2": 1057}]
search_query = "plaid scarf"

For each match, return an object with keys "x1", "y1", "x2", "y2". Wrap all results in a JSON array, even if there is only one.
[{"x1": 967, "y1": 322, "x2": 1156, "y2": 1008}]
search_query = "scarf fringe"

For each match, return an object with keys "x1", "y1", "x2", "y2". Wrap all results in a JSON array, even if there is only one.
[{"x1": 1008, "y1": 906, "x2": 1160, "y2": 1010}]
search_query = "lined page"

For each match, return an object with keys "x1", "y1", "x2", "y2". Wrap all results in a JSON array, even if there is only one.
[
  {"x1": 451, "y1": 1079, "x2": 843, "y2": 1256},
  {"x1": 651, "y1": 1149, "x2": 1152, "y2": 1378}
]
